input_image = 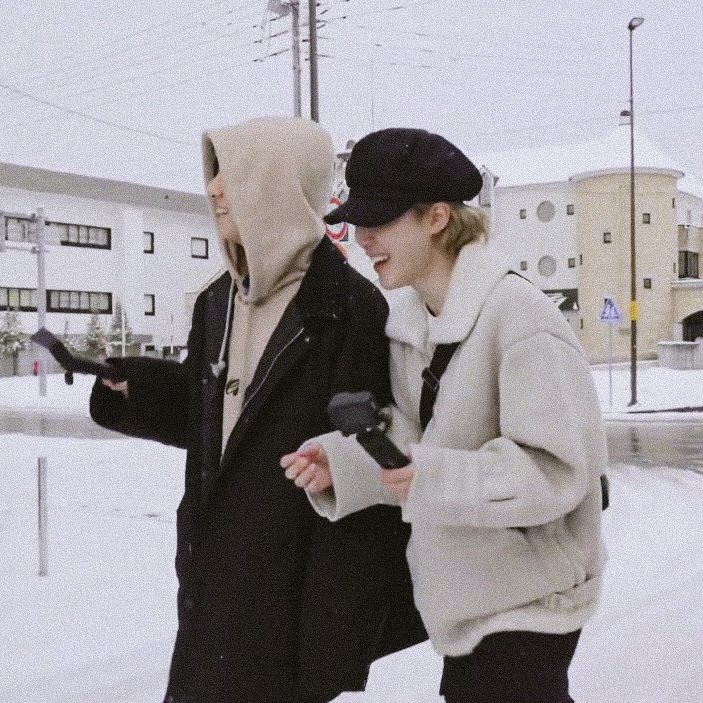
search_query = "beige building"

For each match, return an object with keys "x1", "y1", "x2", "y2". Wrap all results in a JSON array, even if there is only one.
[{"x1": 477, "y1": 127, "x2": 703, "y2": 363}]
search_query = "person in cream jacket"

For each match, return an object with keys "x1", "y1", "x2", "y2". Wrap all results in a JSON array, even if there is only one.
[{"x1": 282, "y1": 128, "x2": 607, "y2": 703}]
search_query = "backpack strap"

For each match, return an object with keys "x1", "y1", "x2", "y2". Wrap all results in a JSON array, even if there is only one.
[{"x1": 419, "y1": 342, "x2": 460, "y2": 432}]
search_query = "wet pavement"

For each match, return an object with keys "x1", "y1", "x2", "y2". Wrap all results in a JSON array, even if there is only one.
[
  {"x1": 0, "y1": 410, "x2": 122, "y2": 439},
  {"x1": 1, "y1": 407, "x2": 702, "y2": 470}
]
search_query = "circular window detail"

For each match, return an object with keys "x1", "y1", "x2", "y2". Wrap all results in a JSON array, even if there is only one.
[
  {"x1": 536, "y1": 200, "x2": 556, "y2": 222},
  {"x1": 538, "y1": 255, "x2": 557, "y2": 277}
]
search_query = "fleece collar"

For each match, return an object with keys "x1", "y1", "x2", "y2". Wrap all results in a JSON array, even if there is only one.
[{"x1": 385, "y1": 239, "x2": 511, "y2": 349}]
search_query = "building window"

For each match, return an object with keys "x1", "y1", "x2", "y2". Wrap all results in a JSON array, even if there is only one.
[
  {"x1": 191, "y1": 237, "x2": 209, "y2": 259},
  {"x1": 603, "y1": 232, "x2": 612, "y2": 244},
  {"x1": 580, "y1": 318, "x2": 584, "y2": 330},
  {"x1": 642, "y1": 213, "x2": 651, "y2": 224},
  {"x1": 536, "y1": 201, "x2": 556, "y2": 223},
  {"x1": 143, "y1": 231, "x2": 154, "y2": 254},
  {"x1": 519, "y1": 209, "x2": 527, "y2": 220},
  {"x1": 0, "y1": 286, "x2": 38, "y2": 311},
  {"x1": 144, "y1": 294, "x2": 155, "y2": 316},
  {"x1": 643, "y1": 278, "x2": 652, "y2": 289},
  {"x1": 579, "y1": 254, "x2": 583, "y2": 265},
  {"x1": 568, "y1": 257, "x2": 576, "y2": 268},
  {"x1": 672, "y1": 198, "x2": 676, "y2": 208},
  {"x1": 47, "y1": 289, "x2": 111, "y2": 314},
  {"x1": 678, "y1": 250, "x2": 699, "y2": 279},
  {"x1": 566, "y1": 204, "x2": 575, "y2": 216},
  {"x1": 519, "y1": 260, "x2": 528, "y2": 271},
  {"x1": 4, "y1": 216, "x2": 33, "y2": 243},
  {"x1": 537, "y1": 255, "x2": 557, "y2": 277},
  {"x1": 47, "y1": 221, "x2": 111, "y2": 249}
]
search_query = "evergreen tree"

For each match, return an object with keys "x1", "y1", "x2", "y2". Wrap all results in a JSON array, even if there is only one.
[
  {"x1": 61, "y1": 317, "x2": 81, "y2": 355},
  {"x1": 0, "y1": 310, "x2": 28, "y2": 375},
  {"x1": 84, "y1": 313, "x2": 108, "y2": 359},
  {"x1": 109, "y1": 301, "x2": 133, "y2": 355}
]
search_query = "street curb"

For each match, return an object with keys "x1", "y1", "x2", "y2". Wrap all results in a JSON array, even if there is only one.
[{"x1": 604, "y1": 410, "x2": 703, "y2": 424}]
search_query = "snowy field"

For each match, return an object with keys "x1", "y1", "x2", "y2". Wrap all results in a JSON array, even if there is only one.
[
  {"x1": 1, "y1": 370, "x2": 703, "y2": 702},
  {"x1": 4, "y1": 362, "x2": 703, "y2": 416}
]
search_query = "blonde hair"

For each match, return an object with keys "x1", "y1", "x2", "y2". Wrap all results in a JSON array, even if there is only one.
[{"x1": 412, "y1": 202, "x2": 489, "y2": 255}]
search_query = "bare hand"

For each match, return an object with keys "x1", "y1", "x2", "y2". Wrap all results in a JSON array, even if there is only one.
[
  {"x1": 380, "y1": 465, "x2": 416, "y2": 504},
  {"x1": 102, "y1": 378, "x2": 129, "y2": 398},
  {"x1": 280, "y1": 443, "x2": 332, "y2": 494}
]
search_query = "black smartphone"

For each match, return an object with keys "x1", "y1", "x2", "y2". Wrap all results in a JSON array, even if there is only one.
[{"x1": 30, "y1": 327, "x2": 126, "y2": 382}]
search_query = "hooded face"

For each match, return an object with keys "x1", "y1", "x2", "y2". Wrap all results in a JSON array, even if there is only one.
[
  {"x1": 202, "y1": 116, "x2": 334, "y2": 303},
  {"x1": 206, "y1": 172, "x2": 246, "y2": 276}
]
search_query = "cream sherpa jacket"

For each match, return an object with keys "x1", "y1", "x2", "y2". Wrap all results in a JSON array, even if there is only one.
[{"x1": 309, "y1": 239, "x2": 608, "y2": 657}]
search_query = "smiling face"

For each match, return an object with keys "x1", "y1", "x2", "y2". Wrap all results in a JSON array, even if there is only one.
[
  {"x1": 354, "y1": 203, "x2": 455, "y2": 295},
  {"x1": 207, "y1": 172, "x2": 241, "y2": 247},
  {"x1": 355, "y1": 209, "x2": 434, "y2": 291}
]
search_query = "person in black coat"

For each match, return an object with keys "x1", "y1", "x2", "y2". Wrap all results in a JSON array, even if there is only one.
[{"x1": 90, "y1": 117, "x2": 424, "y2": 703}]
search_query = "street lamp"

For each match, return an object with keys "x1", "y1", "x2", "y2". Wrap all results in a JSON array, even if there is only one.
[{"x1": 627, "y1": 16, "x2": 644, "y2": 406}]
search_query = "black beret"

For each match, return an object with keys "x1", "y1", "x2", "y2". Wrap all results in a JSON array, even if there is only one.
[{"x1": 325, "y1": 128, "x2": 483, "y2": 227}]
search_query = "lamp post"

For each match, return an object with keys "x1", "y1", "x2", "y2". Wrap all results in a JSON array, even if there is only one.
[{"x1": 627, "y1": 16, "x2": 644, "y2": 407}]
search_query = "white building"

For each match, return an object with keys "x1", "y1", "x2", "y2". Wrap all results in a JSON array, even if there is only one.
[
  {"x1": 0, "y1": 162, "x2": 221, "y2": 373},
  {"x1": 474, "y1": 126, "x2": 703, "y2": 362}
]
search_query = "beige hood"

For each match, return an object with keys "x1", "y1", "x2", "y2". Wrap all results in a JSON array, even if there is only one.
[{"x1": 203, "y1": 116, "x2": 334, "y2": 304}]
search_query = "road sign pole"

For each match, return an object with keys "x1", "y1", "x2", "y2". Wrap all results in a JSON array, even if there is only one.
[
  {"x1": 609, "y1": 324, "x2": 614, "y2": 408},
  {"x1": 38, "y1": 457, "x2": 48, "y2": 577}
]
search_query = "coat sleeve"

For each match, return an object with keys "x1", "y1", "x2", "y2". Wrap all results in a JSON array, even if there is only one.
[
  {"x1": 89, "y1": 292, "x2": 206, "y2": 449},
  {"x1": 403, "y1": 331, "x2": 608, "y2": 528},
  {"x1": 310, "y1": 401, "x2": 423, "y2": 520},
  {"x1": 307, "y1": 281, "x2": 404, "y2": 520}
]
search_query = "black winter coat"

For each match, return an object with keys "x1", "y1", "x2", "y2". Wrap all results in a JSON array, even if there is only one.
[{"x1": 90, "y1": 238, "x2": 426, "y2": 703}]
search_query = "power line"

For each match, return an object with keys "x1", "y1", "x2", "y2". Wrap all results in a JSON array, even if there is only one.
[
  {"x1": 0, "y1": 81, "x2": 192, "y2": 145},
  {"x1": 0, "y1": 46, "x2": 290, "y2": 139},
  {"x1": 3, "y1": 3, "x2": 263, "y2": 95},
  {"x1": 314, "y1": 0, "x2": 445, "y2": 23},
  {"x1": 46, "y1": 26, "x2": 282, "y2": 102},
  {"x1": 0, "y1": 25, "x2": 285, "y2": 124},
  {"x1": 3, "y1": 0, "x2": 260, "y2": 83}
]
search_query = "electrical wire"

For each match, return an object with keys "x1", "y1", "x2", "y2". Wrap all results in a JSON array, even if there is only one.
[
  {"x1": 3, "y1": 0, "x2": 260, "y2": 83},
  {"x1": 0, "y1": 46, "x2": 290, "y2": 140},
  {"x1": 0, "y1": 81, "x2": 193, "y2": 145}
]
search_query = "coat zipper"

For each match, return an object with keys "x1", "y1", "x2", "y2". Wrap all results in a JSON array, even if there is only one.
[{"x1": 240, "y1": 327, "x2": 306, "y2": 415}]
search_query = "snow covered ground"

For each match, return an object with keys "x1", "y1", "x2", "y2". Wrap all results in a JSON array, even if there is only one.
[
  {"x1": 1, "y1": 369, "x2": 703, "y2": 702},
  {"x1": 4, "y1": 362, "x2": 703, "y2": 416}
]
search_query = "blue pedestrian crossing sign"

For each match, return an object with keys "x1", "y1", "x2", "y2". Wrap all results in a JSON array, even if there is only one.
[{"x1": 599, "y1": 297, "x2": 622, "y2": 324}]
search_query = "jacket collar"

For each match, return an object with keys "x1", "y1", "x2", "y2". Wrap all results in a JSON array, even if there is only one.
[
  {"x1": 386, "y1": 239, "x2": 511, "y2": 349},
  {"x1": 294, "y1": 236, "x2": 347, "y2": 321}
]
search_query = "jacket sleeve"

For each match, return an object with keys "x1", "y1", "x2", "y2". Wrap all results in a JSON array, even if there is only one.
[
  {"x1": 308, "y1": 281, "x2": 403, "y2": 520},
  {"x1": 309, "y1": 401, "x2": 423, "y2": 520},
  {"x1": 89, "y1": 292, "x2": 205, "y2": 449},
  {"x1": 403, "y1": 331, "x2": 608, "y2": 528}
]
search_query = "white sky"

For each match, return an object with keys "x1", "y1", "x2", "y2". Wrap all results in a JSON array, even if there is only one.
[{"x1": 0, "y1": 0, "x2": 701, "y2": 193}]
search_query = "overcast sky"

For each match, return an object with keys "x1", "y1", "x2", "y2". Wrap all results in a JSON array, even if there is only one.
[{"x1": 0, "y1": 0, "x2": 701, "y2": 194}]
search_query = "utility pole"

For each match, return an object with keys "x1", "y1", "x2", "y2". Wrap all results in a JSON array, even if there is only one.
[
  {"x1": 33, "y1": 209, "x2": 48, "y2": 397},
  {"x1": 291, "y1": 0, "x2": 302, "y2": 117},
  {"x1": 308, "y1": 0, "x2": 319, "y2": 122}
]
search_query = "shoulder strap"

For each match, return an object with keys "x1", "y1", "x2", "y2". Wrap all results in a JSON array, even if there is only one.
[{"x1": 419, "y1": 342, "x2": 460, "y2": 432}]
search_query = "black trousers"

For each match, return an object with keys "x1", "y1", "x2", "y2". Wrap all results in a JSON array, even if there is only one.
[{"x1": 440, "y1": 630, "x2": 581, "y2": 703}]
